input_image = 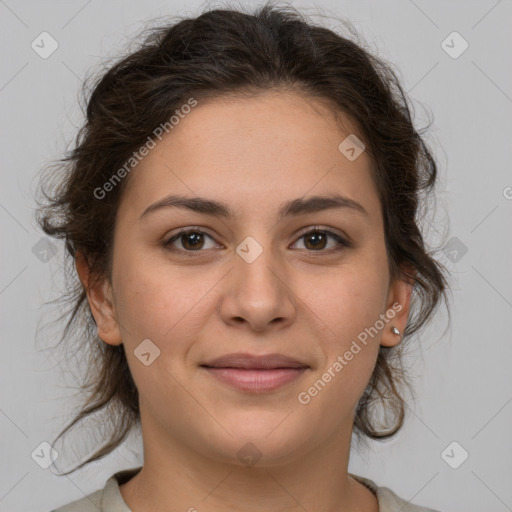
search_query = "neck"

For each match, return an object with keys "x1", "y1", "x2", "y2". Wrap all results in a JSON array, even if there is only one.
[{"x1": 119, "y1": 414, "x2": 378, "y2": 512}]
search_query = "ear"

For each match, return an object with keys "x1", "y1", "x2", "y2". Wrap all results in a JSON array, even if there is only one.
[
  {"x1": 380, "y1": 267, "x2": 415, "y2": 348},
  {"x1": 75, "y1": 250, "x2": 123, "y2": 346}
]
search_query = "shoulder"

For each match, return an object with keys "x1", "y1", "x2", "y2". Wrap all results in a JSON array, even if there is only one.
[
  {"x1": 48, "y1": 466, "x2": 142, "y2": 512},
  {"x1": 49, "y1": 488, "x2": 103, "y2": 512},
  {"x1": 350, "y1": 474, "x2": 442, "y2": 512},
  {"x1": 376, "y1": 486, "x2": 441, "y2": 512}
]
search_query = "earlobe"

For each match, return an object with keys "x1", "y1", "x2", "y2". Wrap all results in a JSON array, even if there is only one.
[
  {"x1": 75, "y1": 251, "x2": 123, "y2": 346},
  {"x1": 380, "y1": 273, "x2": 414, "y2": 348}
]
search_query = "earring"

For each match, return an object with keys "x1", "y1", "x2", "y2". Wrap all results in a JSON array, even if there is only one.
[{"x1": 391, "y1": 326, "x2": 401, "y2": 336}]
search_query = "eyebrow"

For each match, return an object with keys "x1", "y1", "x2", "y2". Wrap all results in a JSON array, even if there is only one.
[{"x1": 140, "y1": 193, "x2": 368, "y2": 221}]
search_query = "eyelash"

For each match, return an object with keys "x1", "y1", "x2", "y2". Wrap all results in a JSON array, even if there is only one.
[{"x1": 163, "y1": 226, "x2": 352, "y2": 257}]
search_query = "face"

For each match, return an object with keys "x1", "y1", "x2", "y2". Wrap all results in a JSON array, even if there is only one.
[{"x1": 79, "y1": 90, "x2": 411, "y2": 467}]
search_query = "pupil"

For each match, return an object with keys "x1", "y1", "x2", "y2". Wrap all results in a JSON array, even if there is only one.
[
  {"x1": 183, "y1": 233, "x2": 203, "y2": 250},
  {"x1": 306, "y1": 232, "x2": 325, "y2": 250}
]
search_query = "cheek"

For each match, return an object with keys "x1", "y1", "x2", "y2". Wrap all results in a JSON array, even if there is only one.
[
  {"x1": 294, "y1": 259, "x2": 387, "y2": 408},
  {"x1": 300, "y1": 262, "x2": 388, "y2": 345},
  {"x1": 297, "y1": 272, "x2": 383, "y2": 415},
  {"x1": 112, "y1": 250, "x2": 220, "y2": 362},
  {"x1": 111, "y1": 260, "x2": 211, "y2": 402}
]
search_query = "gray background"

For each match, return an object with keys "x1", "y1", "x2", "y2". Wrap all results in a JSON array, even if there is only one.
[{"x1": 1, "y1": 0, "x2": 511, "y2": 511}]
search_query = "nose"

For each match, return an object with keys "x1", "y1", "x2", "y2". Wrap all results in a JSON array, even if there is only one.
[{"x1": 218, "y1": 243, "x2": 297, "y2": 332}]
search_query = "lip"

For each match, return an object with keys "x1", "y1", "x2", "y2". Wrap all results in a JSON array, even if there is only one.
[
  {"x1": 199, "y1": 353, "x2": 310, "y2": 393},
  {"x1": 200, "y1": 352, "x2": 309, "y2": 370},
  {"x1": 201, "y1": 367, "x2": 308, "y2": 392}
]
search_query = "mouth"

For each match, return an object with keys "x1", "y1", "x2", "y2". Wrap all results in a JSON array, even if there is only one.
[{"x1": 199, "y1": 353, "x2": 309, "y2": 392}]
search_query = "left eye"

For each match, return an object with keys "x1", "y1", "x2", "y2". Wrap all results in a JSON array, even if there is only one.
[
  {"x1": 291, "y1": 229, "x2": 350, "y2": 252},
  {"x1": 164, "y1": 228, "x2": 350, "y2": 254}
]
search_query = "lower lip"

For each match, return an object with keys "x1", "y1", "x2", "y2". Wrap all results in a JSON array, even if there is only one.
[{"x1": 201, "y1": 367, "x2": 308, "y2": 392}]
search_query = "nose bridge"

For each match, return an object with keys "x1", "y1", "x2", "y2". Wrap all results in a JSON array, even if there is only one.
[
  {"x1": 235, "y1": 232, "x2": 286, "y2": 300},
  {"x1": 219, "y1": 232, "x2": 296, "y2": 330}
]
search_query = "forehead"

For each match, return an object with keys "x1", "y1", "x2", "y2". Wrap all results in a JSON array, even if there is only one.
[{"x1": 118, "y1": 91, "x2": 380, "y2": 222}]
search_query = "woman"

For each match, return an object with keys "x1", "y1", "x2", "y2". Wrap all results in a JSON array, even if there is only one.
[{"x1": 38, "y1": 3, "x2": 449, "y2": 511}]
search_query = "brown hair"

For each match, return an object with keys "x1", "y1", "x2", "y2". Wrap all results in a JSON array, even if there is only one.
[{"x1": 36, "y1": 1, "x2": 450, "y2": 475}]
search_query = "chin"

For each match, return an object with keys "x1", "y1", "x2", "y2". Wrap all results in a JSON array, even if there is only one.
[{"x1": 202, "y1": 413, "x2": 315, "y2": 467}]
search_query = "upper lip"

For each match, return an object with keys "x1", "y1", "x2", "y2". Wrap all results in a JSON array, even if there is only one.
[{"x1": 200, "y1": 353, "x2": 309, "y2": 370}]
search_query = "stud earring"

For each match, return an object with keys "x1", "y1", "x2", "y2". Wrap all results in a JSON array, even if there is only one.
[{"x1": 391, "y1": 326, "x2": 401, "y2": 336}]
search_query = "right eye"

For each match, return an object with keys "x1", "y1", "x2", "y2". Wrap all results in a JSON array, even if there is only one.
[{"x1": 163, "y1": 228, "x2": 221, "y2": 255}]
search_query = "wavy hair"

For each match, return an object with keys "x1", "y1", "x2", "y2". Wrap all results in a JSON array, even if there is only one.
[{"x1": 36, "y1": 1, "x2": 450, "y2": 475}]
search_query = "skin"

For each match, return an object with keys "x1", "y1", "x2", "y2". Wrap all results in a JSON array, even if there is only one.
[{"x1": 76, "y1": 90, "x2": 412, "y2": 512}]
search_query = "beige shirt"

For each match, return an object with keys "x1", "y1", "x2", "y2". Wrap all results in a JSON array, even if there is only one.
[{"x1": 51, "y1": 466, "x2": 441, "y2": 512}]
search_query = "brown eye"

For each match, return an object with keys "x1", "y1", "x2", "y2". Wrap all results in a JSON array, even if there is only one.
[
  {"x1": 292, "y1": 228, "x2": 351, "y2": 253},
  {"x1": 163, "y1": 226, "x2": 351, "y2": 257},
  {"x1": 180, "y1": 232, "x2": 205, "y2": 250},
  {"x1": 164, "y1": 229, "x2": 218, "y2": 253},
  {"x1": 304, "y1": 231, "x2": 328, "y2": 250}
]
